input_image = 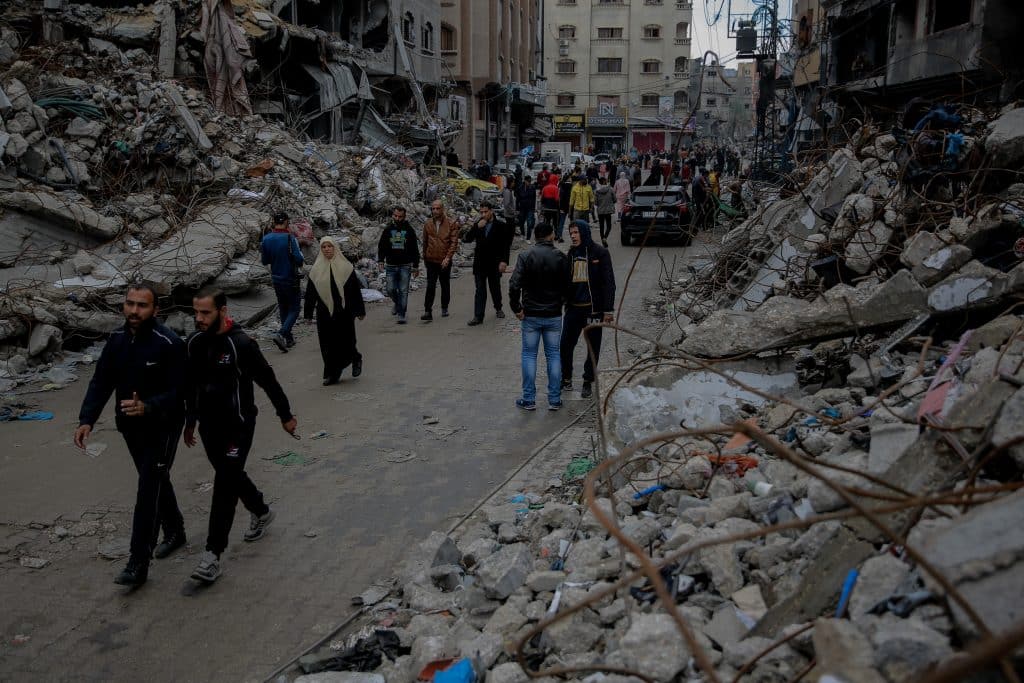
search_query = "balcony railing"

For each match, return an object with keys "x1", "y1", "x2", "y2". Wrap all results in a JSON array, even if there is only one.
[
  {"x1": 676, "y1": 1, "x2": 693, "y2": 8},
  {"x1": 674, "y1": 37, "x2": 692, "y2": 45}
]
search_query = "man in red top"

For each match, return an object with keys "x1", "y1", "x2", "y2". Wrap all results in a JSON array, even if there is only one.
[
  {"x1": 537, "y1": 164, "x2": 551, "y2": 189},
  {"x1": 540, "y1": 175, "x2": 561, "y2": 231}
]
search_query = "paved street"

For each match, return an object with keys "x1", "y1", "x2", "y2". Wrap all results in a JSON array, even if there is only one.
[{"x1": 0, "y1": 227, "x2": 692, "y2": 681}]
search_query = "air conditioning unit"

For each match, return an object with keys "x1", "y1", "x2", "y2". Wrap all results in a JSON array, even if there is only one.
[{"x1": 559, "y1": 39, "x2": 569, "y2": 57}]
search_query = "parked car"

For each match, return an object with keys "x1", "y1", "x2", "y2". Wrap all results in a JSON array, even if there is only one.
[
  {"x1": 619, "y1": 185, "x2": 692, "y2": 245},
  {"x1": 592, "y1": 152, "x2": 612, "y2": 165},
  {"x1": 569, "y1": 152, "x2": 594, "y2": 167},
  {"x1": 424, "y1": 166, "x2": 501, "y2": 203}
]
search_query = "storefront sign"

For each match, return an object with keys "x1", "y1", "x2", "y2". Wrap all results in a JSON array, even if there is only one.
[
  {"x1": 532, "y1": 117, "x2": 554, "y2": 137},
  {"x1": 587, "y1": 103, "x2": 626, "y2": 127},
  {"x1": 554, "y1": 115, "x2": 585, "y2": 134}
]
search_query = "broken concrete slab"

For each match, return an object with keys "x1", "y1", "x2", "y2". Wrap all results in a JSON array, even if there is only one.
[
  {"x1": 927, "y1": 260, "x2": 1008, "y2": 312},
  {"x1": 161, "y1": 85, "x2": 213, "y2": 151},
  {"x1": 985, "y1": 106, "x2": 1024, "y2": 171},
  {"x1": 475, "y1": 543, "x2": 532, "y2": 600},
  {"x1": 844, "y1": 220, "x2": 892, "y2": 275},
  {"x1": 849, "y1": 554, "x2": 911, "y2": 619},
  {"x1": 124, "y1": 203, "x2": 264, "y2": 290},
  {"x1": 917, "y1": 488, "x2": 1024, "y2": 640},
  {"x1": 0, "y1": 190, "x2": 122, "y2": 240}
]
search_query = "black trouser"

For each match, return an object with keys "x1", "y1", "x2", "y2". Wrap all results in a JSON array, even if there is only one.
[
  {"x1": 598, "y1": 213, "x2": 613, "y2": 240},
  {"x1": 424, "y1": 261, "x2": 452, "y2": 312},
  {"x1": 473, "y1": 271, "x2": 503, "y2": 319},
  {"x1": 198, "y1": 419, "x2": 268, "y2": 556},
  {"x1": 122, "y1": 423, "x2": 185, "y2": 563},
  {"x1": 561, "y1": 306, "x2": 603, "y2": 383}
]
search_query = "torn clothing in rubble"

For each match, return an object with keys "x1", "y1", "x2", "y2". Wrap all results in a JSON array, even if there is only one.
[{"x1": 200, "y1": 0, "x2": 253, "y2": 116}]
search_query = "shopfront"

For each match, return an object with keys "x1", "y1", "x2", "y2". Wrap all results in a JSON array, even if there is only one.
[
  {"x1": 553, "y1": 114, "x2": 585, "y2": 149},
  {"x1": 586, "y1": 106, "x2": 627, "y2": 155}
]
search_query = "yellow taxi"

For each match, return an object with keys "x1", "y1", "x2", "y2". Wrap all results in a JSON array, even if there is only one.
[{"x1": 425, "y1": 166, "x2": 501, "y2": 203}]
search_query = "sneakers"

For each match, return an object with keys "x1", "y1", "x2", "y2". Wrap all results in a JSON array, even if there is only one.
[
  {"x1": 495, "y1": 310, "x2": 506, "y2": 319},
  {"x1": 323, "y1": 375, "x2": 340, "y2": 386},
  {"x1": 515, "y1": 398, "x2": 537, "y2": 411},
  {"x1": 153, "y1": 531, "x2": 186, "y2": 559},
  {"x1": 397, "y1": 314, "x2": 407, "y2": 324},
  {"x1": 243, "y1": 508, "x2": 275, "y2": 542},
  {"x1": 285, "y1": 338, "x2": 296, "y2": 349},
  {"x1": 581, "y1": 382, "x2": 593, "y2": 399},
  {"x1": 352, "y1": 358, "x2": 363, "y2": 378},
  {"x1": 441, "y1": 309, "x2": 449, "y2": 318},
  {"x1": 561, "y1": 378, "x2": 574, "y2": 392},
  {"x1": 271, "y1": 333, "x2": 288, "y2": 353},
  {"x1": 467, "y1": 318, "x2": 483, "y2": 326},
  {"x1": 190, "y1": 551, "x2": 221, "y2": 583},
  {"x1": 391, "y1": 306, "x2": 398, "y2": 316},
  {"x1": 114, "y1": 557, "x2": 148, "y2": 586},
  {"x1": 421, "y1": 311, "x2": 433, "y2": 322},
  {"x1": 548, "y1": 401, "x2": 563, "y2": 411}
]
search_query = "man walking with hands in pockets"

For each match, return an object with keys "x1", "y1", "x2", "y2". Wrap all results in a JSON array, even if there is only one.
[{"x1": 508, "y1": 221, "x2": 569, "y2": 411}]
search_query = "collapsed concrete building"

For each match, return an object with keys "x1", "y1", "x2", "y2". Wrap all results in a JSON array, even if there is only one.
[{"x1": 0, "y1": 0, "x2": 480, "y2": 386}]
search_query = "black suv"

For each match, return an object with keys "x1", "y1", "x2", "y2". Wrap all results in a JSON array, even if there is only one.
[{"x1": 620, "y1": 185, "x2": 692, "y2": 245}]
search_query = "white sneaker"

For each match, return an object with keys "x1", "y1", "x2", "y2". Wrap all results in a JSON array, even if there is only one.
[
  {"x1": 190, "y1": 551, "x2": 221, "y2": 583},
  {"x1": 244, "y1": 508, "x2": 275, "y2": 542}
]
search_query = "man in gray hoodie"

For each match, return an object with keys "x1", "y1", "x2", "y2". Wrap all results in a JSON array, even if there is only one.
[{"x1": 594, "y1": 177, "x2": 616, "y2": 247}]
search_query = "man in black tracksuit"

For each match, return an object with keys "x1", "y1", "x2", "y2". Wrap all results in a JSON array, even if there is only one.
[
  {"x1": 184, "y1": 288, "x2": 297, "y2": 583},
  {"x1": 75, "y1": 284, "x2": 187, "y2": 587},
  {"x1": 464, "y1": 201, "x2": 514, "y2": 325},
  {"x1": 561, "y1": 219, "x2": 616, "y2": 399}
]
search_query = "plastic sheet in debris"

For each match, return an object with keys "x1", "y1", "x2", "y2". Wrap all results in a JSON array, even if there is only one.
[{"x1": 611, "y1": 368, "x2": 798, "y2": 442}]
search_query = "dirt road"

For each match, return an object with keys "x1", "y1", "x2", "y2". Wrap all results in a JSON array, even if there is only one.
[{"x1": 0, "y1": 226, "x2": 699, "y2": 681}]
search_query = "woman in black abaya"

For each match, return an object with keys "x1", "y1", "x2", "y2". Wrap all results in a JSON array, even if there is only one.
[{"x1": 303, "y1": 236, "x2": 365, "y2": 385}]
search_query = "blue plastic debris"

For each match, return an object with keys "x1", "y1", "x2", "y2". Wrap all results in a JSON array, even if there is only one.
[
  {"x1": 633, "y1": 484, "x2": 666, "y2": 499},
  {"x1": 434, "y1": 657, "x2": 474, "y2": 683},
  {"x1": 836, "y1": 568, "x2": 859, "y2": 618},
  {"x1": 820, "y1": 407, "x2": 841, "y2": 420}
]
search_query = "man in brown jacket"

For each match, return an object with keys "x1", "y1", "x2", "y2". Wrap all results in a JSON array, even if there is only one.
[{"x1": 421, "y1": 200, "x2": 460, "y2": 321}]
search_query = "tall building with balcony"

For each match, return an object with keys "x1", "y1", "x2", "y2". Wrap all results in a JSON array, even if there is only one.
[
  {"x1": 441, "y1": 0, "x2": 546, "y2": 164},
  {"x1": 544, "y1": 0, "x2": 694, "y2": 155}
]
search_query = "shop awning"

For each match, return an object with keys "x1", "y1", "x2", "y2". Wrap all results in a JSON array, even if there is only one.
[{"x1": 302, "y1": 62, "x2": 358, "y2": 112}]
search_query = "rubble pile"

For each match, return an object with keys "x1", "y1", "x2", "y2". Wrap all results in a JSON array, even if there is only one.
[
  {"x1": 289, "y1": 106, "x2": 1024, "y2": 682},
  {"x1": 0, "y1": 25, "x2": 466, "y2": 383}
]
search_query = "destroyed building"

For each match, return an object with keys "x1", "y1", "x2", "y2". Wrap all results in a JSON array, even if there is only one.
[{"x1": 0, "y1": 0, "x2": 477, "y2": 381}]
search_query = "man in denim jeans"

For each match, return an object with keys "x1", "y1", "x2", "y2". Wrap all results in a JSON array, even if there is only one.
[
  {"x1": 508, "y1": 221, "x2": 569, "y2": 411},
  {"x1": 260, "y1": 211, "x2": 304, "y2": 352},
  {"x1": 377, "y1": 206, "x2": 420, "y2": 324}
]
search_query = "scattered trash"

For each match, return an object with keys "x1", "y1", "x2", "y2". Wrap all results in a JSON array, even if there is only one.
[
  {"x1": 310, "y1": 430, "x2": 330, "y2": 440},
  {"x1": 422, "y1": 416, "x2": 440, "y2": 425},
  {"x1": 563, "y1": 456, "x2": 595, "y2": 481},
  {"x1": 430, "y1": 658, "x2": 474, "y2": 683},
  {"x1": 383, "y1": 450, "x2": 416, "y2": 464},
  {"x1": 304, "y1": 529, "x2": 318, "y2": 538},
  {"x1": 633, "y1": 484, "x2": 666, "y2": 499},
  {"x1": 0, "y1": 408, "x2": 55, "y2": 422},
  {"x1": 19, "y1": 556, "x2": 49, "y2": 569},
  {"x1": 97, "y1": 538, "x2": 131, "y2": 560},
  {"x1": 85, "y1": 442, "x2": 108, "y2": 458},
  {"x1": 12, "y1": 634, "x2": 31, "y2": 645},
  {"x1": 361, "y1": 289, "x2": 387, "y2": 303},
  {"x1": 836, "y1": 568, "x2": 860, "y2": 618},
  {"x1": 266, "y1": 451, "x2": 313, "y2": 466},
  {"x1": 298, "y1": 629, "x2": 406, "y2": 674}
]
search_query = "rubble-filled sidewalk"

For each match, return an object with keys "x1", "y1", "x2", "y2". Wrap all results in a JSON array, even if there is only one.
[{"x1": 276, "y1": 106, "x2": 1024, "y2": 682}]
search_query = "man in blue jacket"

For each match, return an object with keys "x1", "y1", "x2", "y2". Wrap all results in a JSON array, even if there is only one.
[
  {"x1": 75, "y1": 283, "x2": 187, "y2": 587},
  {"x1": 561, "y1": 220, "x2": 616, "y2": 399},
  {"x1": 260, "y1": 211, "x2": 304, "y2": 352}
]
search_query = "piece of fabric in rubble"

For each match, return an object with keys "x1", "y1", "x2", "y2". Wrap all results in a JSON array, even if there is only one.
[
  {"x1": 200, "y1": 0, "x2": 253, "y2": 116},
  {"x1": 298, "y1": 630, "x2": 405, "y2": 673}
]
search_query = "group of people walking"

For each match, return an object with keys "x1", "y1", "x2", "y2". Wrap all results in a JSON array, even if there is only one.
[
  {"x1": 75, "y1": 197, "x2": 617, "y2": 588},
  {"x1": 75, "y1": 284, "x2": 296, "y2": 586}
]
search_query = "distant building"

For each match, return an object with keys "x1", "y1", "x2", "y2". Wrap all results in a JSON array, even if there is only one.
[
  {"x1": 543, "y1": 0, "x2": 695, "y2": 155},
  {"x1": 441, "y1": 0, "x2": 546, "y2": 164}
]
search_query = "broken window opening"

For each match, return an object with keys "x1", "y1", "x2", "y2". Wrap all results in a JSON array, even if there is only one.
[{"x1": 930, "y1": 0, "x2": 971, "y2": 33}]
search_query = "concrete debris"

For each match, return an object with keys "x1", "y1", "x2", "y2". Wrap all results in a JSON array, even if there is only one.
[{"x1": 0, "y1": 16, "x2": 484, "y2": 374}]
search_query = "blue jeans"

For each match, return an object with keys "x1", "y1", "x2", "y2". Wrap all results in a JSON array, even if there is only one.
[
  {"x1": 518, "y1": 210, "x2": 536, "y2": 239},
  {"x1": 521, "y1": 316, "x2": 562, "y2": 405},
  {"x1": 557, "y1": 212, "x2": 569, "y2": 240},
  {"x1": 273, "y1": 283, "x2": 301, "y2": 342},
  {"x1": 385, "y1": 265, "x2": 411, "y2": 316}
]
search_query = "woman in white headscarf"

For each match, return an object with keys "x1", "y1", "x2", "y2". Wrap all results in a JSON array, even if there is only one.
[
  {"x1": 613, "y1": 171, "x2": 632, "y2": 220},
  {"x1": 303, "y1": 236, "x2": 365, "y2": 385}
]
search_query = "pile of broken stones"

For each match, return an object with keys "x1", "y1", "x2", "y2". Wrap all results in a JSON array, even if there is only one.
[
  {"x1": 0, "y1": 32, "x2": 478, "y2": 390},
  {"x1": 290, "y1": 107, "x2": 1024, "y2": 682}
]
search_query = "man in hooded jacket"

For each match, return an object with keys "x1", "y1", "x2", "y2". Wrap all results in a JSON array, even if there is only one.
[{"x1": 561, "y1": 220, "x2": 616, "y2": 399}]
